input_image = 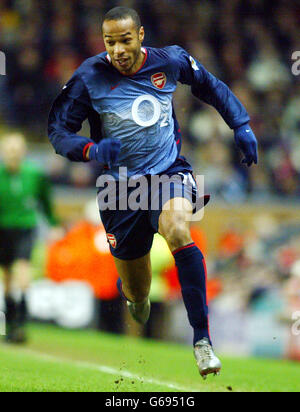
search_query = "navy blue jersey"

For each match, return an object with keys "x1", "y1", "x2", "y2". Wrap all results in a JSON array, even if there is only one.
[{"x1": 48, "y1": 45, "x2": 249, "y2": 179}]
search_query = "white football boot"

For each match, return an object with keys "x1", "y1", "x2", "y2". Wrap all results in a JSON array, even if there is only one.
[
  {"x1": 127, "y1": 298, "x2": 151, "y2": 325},
  {"x1": 194, "y1": 338, "x2": 222, "y2": 380}
]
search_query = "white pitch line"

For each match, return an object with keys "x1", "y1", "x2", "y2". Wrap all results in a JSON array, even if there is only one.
[{"x1": 21, "y1": 348, "x2": 199, "y2": 392}]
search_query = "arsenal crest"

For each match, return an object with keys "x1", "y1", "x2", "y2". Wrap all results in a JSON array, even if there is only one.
[
  {"x1": 151, "y1": 72, "x2": 167, "y2": 89},
  {"x1": 107, "y1": 233, "x2": 117, "y2": 248}
]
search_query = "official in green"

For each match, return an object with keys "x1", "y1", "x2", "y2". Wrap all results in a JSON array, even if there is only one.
[{"x1": 0, "y1": 133, "x2": 59, "y2": 343}]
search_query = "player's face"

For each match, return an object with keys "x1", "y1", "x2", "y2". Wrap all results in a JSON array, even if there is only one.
[{"x1": 102, "y1": 18, "x2": 145, "y2": 75}]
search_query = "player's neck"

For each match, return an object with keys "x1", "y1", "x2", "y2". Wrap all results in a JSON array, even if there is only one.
[{"x1": 120, "y1": 49, "x2": 146, "y2": 76}]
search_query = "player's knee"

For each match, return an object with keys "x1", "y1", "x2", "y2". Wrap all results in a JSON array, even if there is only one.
[
  {"x1": 123, "y1": 281, "x2": 150, "y2": 302},
  {"x1": 163, "y1": 223, "x2": 192, "y2": 252}
]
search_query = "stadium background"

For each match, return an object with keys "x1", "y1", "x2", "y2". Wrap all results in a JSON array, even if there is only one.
[{"x1": 0, "y1": 0, "x2": 299, "y2": 363}]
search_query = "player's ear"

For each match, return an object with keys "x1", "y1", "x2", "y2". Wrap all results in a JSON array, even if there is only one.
[{"x1": 139, "y1": 26, "x2": 145, "y2": 43}]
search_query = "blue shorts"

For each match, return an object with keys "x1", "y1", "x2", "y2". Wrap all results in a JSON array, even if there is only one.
[{"x1": 97, "y1": 157, "x2": 209, "y2": 260}]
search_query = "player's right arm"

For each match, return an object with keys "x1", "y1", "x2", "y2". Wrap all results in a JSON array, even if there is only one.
[
  {"x1": 48, "y1": 72, "x2": 121, "y2": 166},
  {"x1": 48, "y1": 73, "x2": 96, "y2": 162}
]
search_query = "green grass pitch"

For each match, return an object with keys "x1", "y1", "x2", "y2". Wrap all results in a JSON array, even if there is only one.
[{"x1": 0, "y1": 324, "x2": 299, "y2": 392}]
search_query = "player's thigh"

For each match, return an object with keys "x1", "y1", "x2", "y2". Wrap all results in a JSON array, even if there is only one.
[
  {"x1": 158, "y1": 197, "x2": 193, "y2": 251},
  {"x1": 113, "y1": 252, "x2": 152, "y2": 298}
]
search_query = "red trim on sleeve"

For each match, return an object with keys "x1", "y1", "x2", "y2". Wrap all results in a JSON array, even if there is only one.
[{"x1": 83, "y1": 143, "x2": 94, "y2": 161}]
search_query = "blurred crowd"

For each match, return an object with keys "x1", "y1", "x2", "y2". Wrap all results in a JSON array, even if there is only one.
[
  {"x1": 212, "y1": 215, "x2": 300, "y2": 311},
  {"x1": 208, "y1": 215, "x2": 300, "y2": 359},
  {"x1": 0, "y1": 0, "x2": 299, "y2": 200}
]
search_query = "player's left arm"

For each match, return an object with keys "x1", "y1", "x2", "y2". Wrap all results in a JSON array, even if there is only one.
[{"x1": 173, "y1": 46, "x2": 258, "y2": 167}]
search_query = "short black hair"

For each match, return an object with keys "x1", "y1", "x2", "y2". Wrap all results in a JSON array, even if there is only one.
[{"x1": 102, "y1": 7, "x2": 141, "y2": 31}]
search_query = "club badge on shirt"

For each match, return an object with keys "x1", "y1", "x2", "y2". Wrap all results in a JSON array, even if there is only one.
[{"x1": 151, "y1": 72, "x2": 167, "y2": 89}]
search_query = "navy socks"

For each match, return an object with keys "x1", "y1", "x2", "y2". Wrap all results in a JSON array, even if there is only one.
[
  {"x1": 117, "y1": 242, "x2": 212, "y2": 346},
  {"x1": 173, "y1": 242, "x2": 211, "y2": 346}
]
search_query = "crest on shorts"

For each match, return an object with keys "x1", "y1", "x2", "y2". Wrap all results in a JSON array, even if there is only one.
[
  {"x1": 107, "y1": 233, "x2": 117, "y2": 248},
  {"x1": 151, "y1": 72, "x2": 167, "y2": 89}
]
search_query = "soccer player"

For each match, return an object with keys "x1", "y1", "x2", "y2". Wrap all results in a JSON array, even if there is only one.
[
  {"x1": 0, "y1": 133, "x2": 59, "y2": 343},
  {"x1": 48, "y1": 7, "x2": 258, "y2": 378}
]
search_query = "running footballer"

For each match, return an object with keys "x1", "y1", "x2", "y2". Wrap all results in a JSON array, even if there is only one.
[{"x1": 48, "y1": 7, "x2": 258, "y2": 379}]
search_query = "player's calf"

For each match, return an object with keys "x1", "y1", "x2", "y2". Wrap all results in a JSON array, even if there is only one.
[
  {"x1": 114, "y1": 254, "x2": 151, "y2": 303},
  {"x1": 117, "y1": 278, "x2": 151, "y2": 325}
]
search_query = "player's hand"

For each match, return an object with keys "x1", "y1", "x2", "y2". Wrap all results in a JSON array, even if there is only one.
[
  {"x1": 234, "y1": 124, "x2": 258, "y2": 167},
  {"x1": 88, "y1": 138, "x2": 121, "y2": 167}
]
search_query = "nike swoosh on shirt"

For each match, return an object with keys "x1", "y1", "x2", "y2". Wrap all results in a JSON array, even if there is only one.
[{"x1": 110, "y1": 84, "x2": 119, "y2": 90}]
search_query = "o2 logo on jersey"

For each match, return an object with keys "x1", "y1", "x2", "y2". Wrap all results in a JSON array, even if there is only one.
[
  {"x1": 131, "y1": 94, "x2": 169, "y2": 128},
  {"x1": 151, "y1": 72, "x2": 167, "y2": 89}
]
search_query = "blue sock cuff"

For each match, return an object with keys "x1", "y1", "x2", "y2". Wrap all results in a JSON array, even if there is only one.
[
  {"x1": 173, "y1": 243, "x2": 204, "y2": 262},
  {"x1": 172, "y1": 242, "x2": 195, "y2": 255}
]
